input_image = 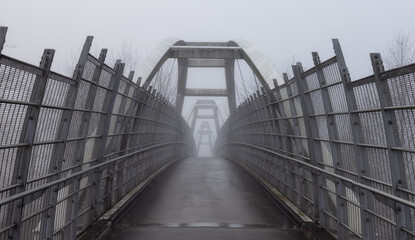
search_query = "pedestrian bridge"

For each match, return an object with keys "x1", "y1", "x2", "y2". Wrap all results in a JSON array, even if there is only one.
[{"x1": 0, "y1": 26, "x2": 414, "y2": 240}]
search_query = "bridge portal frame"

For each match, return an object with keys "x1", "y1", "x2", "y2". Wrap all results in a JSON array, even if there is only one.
[{"x1": 139, "y1": 39, "x2": 281, "y2": 114}]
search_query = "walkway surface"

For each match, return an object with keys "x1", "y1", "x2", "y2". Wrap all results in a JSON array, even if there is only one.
[{"x1": 109, "y1": 157, "x2": 306, "y2": 240}]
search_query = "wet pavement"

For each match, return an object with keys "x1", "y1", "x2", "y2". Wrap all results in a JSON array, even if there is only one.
[{"x1": 109, "y1": 157, "x2": 307, "y2": 240}]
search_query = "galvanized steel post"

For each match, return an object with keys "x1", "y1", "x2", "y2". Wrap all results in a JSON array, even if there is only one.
[
  {"x1": 292, "y1": 63, "x2": 323, "y2": 223},
  {"x1": 312, "y1": 51, "x2": 346, "y2": 238},
  {"x1": 0, "y1": 26, "x2": 7, "y2": 54},
  {"x1": 93, "y1": 60, "x2": 125, "y2": 217},
  {"x1": 333, "y1": 39, "x2": 372, "y2": 239},
  {"x1": 11, "y1": 48, "x2": 55, "y2": 240},
  {"x1": 370, "y1": 53, "x2": 407, "y2": 240}
]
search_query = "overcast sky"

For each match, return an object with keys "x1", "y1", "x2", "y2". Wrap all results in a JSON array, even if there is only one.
[
  {"x1": 1, "y1": 0, "x2": 414, "y2": 78},
  {"x1": 1, "y1": 0, "x2": 415, "y2": 130},
  {"x1": 2, "y1": 0, "x2": 414, "y2": 154}
]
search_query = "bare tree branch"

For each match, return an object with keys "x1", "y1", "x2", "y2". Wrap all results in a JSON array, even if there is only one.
[
  {"x1": 384, "y1": 30, "x2": 415, "y2": 70},
  {"x1": 108, "y1": 40, "x2": 141, "y2": 75},
  {"x1": 151, "y1": 59, "x2": 177, "y2": 104}
]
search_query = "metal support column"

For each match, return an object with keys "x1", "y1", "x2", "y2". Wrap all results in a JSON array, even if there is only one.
[
  {"x1": 370, "y1": 53, "x2": 407, "y2": 240},
  {"x1": 66, "y1": 37, "x2": 96, "y2": 239},
  {"x1": 93, "y1": 61, "x2": 125, "y2": 217},
  {"x1": 112, "y1": 71, "x2": 134, "y2": 201},
  {"x1": 225, "y1": 59, "x2": 236, "y2": 114},
  {"x1": 284, "y1": 74, "x2": 307, "y2": 214},
  {"x1": 272, "y1": 78, "x2": 290, "y2": 192},
  {"x1": 313, "y1": 52, "x2": 346, "y2": 238},
  {"x1": 293, "y1": 63, "x2": 323, "y2": 223},
  {"x1": 0, "y1": 26, "x2": 7, "y2": 54},
  {"x1": 333, "y1": 39, "x2": 372, "y2": 239},
  {"x1": 175, "y1": 58, "x2": 188, "y2": 113},
  {"x1": 11, "y1": 49, "x2": 55, "y2": 240}
]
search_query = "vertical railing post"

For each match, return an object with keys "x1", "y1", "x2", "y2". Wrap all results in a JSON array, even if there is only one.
[
  {"x1": 66, "y1": 37, "x2": 95, "y2": 239},
  {"x1": 45, "y1": 48, "x2": 102, "y2": 240},
  {"x1": 262, "y1": 85, "x2": 278, "y2": 187},
  {"x1": 93, "y1": 60, "x2": 125, "y2": 217},
  {"x1": 333, "y1": 39, "x2": 372, "y2": 239},
  {"x1": 293, "y1": 63, "x2": 323, "y2": 223},
  {"x1": 113, "y1": 71, "x2": 134, "y2": 199},
  {"x1": 312, "y1": 51, "x2": 346, "y2": 238},
  {"x1": 284, "y1": 73, "x2": 307, "y2": 213},
  {"x1": 11, "y1": 48, "x2": 55, "y2": 240},
  {"x1": 272, "y1": 78, "x2": 289, "y2": 192},
  {"x1": 0, "y1": 26, "x2": 7, "y2": 54},
  {"x1": 370, "y1": 53, "x2": 407, "y2": 240}
]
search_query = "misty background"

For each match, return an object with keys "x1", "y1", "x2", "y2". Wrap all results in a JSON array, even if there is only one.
[{"x1": 1, "y1": 0, "x2": 414, "y2": 155}]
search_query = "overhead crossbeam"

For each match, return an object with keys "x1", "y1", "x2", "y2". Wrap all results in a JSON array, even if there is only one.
[
  {"x1": 184, "y1": 88, "x2": 228, "y2": 97},
  {"x1": 139, "y1": 39, "x2": 282, "y2": 115},
  {"x1": 188, "y1": 59, "x2": 226, "y2": 68},
  {"x1": 189, "y1": 100, "x2": 221, "y2": 135},
  {"x1": 170, "y1": 46, "x2": 243, "y2": 59}
]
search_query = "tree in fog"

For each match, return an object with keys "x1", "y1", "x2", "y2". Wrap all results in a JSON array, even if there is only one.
[
  {"x1": 384, "y1": 30, "x2": 415, "y2": 69},
  {"x1": 108, "y1": 40, "x2": 141, "y2": 76},
  {"x1": 151, "y1": 59, "x2": 177, "y2": 104}
]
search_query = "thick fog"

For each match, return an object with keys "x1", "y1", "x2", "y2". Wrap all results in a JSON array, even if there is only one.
[{"x1": 1, "y1": 0, "x2": 414, "y2": 156}]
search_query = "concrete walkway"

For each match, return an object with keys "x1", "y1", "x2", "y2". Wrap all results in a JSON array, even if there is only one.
[{"x1": 109, "y1": 157, "x2": 306, "y2": 240}]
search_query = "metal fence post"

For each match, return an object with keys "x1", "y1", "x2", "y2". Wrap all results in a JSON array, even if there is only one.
[
  {"x1": 370, "y1": 53, "x2": 407, "y2": 240},
  {"x1": 44, "y1": 50, "x2": 102, "y2": 240},
  {"x1": 113, "y1": 71, "x2": 134, "y2": 199},
  {"x1": 333, "y1": 39, "x2": 372, "y2": 239},
  {"x1": 272, "y1": 78, "x2": 290, "y2": 192},
  {"x1": 93, "y1": 60, "x2": 125, "y2": 217},
  {"x1": 284, "y1": 74, "x2": 307, "y2": 214},
  {"x1": 262, "y1": 84, "x2": 279, "y2": 187},
  {"x1": 312, "y1": 51, "x2": 346, "y2": 238},
  {"x1": 292, "y1": 63, "x2": 323, "y2": 223},
  {"x1": 65, "y1": 37, "x2": 95, "y2": 239},
  {"x1": 11, "y1": 48, "x2": 55, "y2": 240},
  {"x1": 0, "y1": 26, "x2": 7, "y2": 54}
]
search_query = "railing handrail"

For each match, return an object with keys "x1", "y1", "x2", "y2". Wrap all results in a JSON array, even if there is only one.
[
  {"x1": 221, "y1": 142, "x2": 415, "y2": 209},
  {"x1": 0, "y1": 142, "x2": 188, "y2": 207}
]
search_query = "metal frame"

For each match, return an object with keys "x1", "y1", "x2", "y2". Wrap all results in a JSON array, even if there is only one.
[
  {"x1": 139, "y1": 40, "x2": 281, "y2": 114},
  {"x1": 0, "y1": 29, "x2": 194, "y2": 240},
  {"x1": 216, "y1": 39, "x2": 415, "y2": 239}
]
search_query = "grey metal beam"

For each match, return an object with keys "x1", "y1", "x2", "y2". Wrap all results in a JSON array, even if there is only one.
[
  {"x1": 292, "y1": 63, "x2": 324, "y2": 224},
  {"x1": 195, "y1": 115, "x2": 216, "y2": 119},
  {"x1": 170, "y1": 46, "x2": 243, "y2": 59},
  {"x1": 370, "y1": 53, "x2": 407, "y2": 240},
  {"x1": 225, "y1": 59, "x2": 236, "y2": 114},
  {"x1": 184, "y1": 88, "x2": 228, "y2": 96},
  {"x1": 185, "y1": 42, "x2": 229, "y2": 47},
  {"x1": 175, "y1": 58, "x2": 188, "y2": 113},
  {"x1": 0, "y1": 26, "x2": 7, "y2": 54},
  {"x1": 313, "y1": 51, "x2": 346, "y2": 239},
  {"x1": 188, "y1": 59, "x2": 226, "y2": 68},
  {"x1": 333, "y1": 39, "x2": 372, "y2": 240},
  {"x1": 11, "y1": 49, "x2": 55, "y2": 240},
  {"x1": 66, "y1": 36, "x2": 95, "y2": 240}
]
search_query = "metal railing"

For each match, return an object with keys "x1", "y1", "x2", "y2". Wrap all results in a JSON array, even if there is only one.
[
  {"x1": 216, "y1": 39, "x2": 415, "y2": 240},
  {"x1": 0, "y1": 27, "x2": 195, "y2": 240}
]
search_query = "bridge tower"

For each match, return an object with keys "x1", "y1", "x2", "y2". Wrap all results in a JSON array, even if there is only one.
[
  {"x1": 189, "y1": 100, "x2": 221, "y2": 135},
  {"x1": 138, "y1": 39, "x2": 282, "y2": 115},
  {"x1": 195, "y1": 121, "x2": 215, "y2": 155}
]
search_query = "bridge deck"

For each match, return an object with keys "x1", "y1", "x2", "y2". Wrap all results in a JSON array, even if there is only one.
[{"x1": 109, "y1": 157, "x2": 306, "y2": 240}]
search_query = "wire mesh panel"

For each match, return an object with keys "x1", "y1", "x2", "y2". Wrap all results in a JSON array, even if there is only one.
[
  {"x1": 0, "y1": 30, "x2": 194, "y2": 240},
  {"x1": 216, "y1": 40, "x2": 415, "y2": 240}
]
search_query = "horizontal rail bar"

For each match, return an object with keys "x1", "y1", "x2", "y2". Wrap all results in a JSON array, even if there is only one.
[
  {"x1": 0, "y1": 142, "x2": 188, "y2": 207},
  {"x1": 222, "y1": 142, "x2": 415, "y2": 209}
]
